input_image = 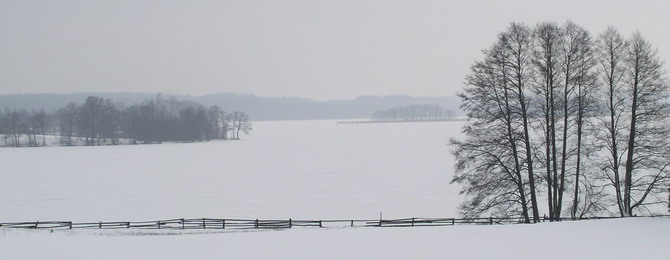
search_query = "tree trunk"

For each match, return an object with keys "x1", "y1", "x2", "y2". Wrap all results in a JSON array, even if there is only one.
[
  {"x1": 571, "y1": 86, "x2": 584, "y2": 220},
  {"x1": 518, "y1": 78, "x2": 539, "y2": 222},
  {"x1": 623, "y1": 67, "x2": 639, "y2": 217},
  {"x1": 558, "y1": 64, "x2": 571, "y2": 219},
  {"x1": 501, "y1": 73, "x2": 530, "y2": 223}
]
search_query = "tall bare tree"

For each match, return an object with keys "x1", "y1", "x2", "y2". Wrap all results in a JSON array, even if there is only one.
[
  {"x1": 503, "y1": 23, "x2": 540, "y2": 222},
  {"x1": 231, "y1": 111, "x2": 252, "y2": 139},
  {"x1": 532, "y1": 22, "x2": 564, "y2": 220},
  {"x1": 566, "y1": 23, "x2": 600, "y2": 219},
  {"x1": 30, "y1": 109, "x2": 48, "y2": 146},
  {"x1": 58, "y1": 103, "x2": 78, "y2": 146},
  {"x1": 451, "y1": 24, "x2": 537, "y2": 222},
  {"x1": 453, "y1": 22, "x2": 670, "y2": 220},
  {"x1": 77, "y1": 96, "x2": 105, "y2": 145},
  {"x1": 621, "y1": 32, "x2": 670, "y2": 216},
  {"x1": 593, "y1": 27, "x2": 628, "y2": 216},
  {"x1": 5, "y1": 108, "x2": 25, "y2": 147},
  {"x1": 207, "y1": 106, "x2": 221, "y2": 140}
]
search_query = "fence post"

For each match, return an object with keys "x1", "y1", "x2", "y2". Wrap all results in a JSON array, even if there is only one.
[
  {"x1": 289, "y1": 219, "x2": 292, "y2": 228},
  {"x1": 411, "y1": 218, "x2": 415, "y2": 227},
  {"x1": 319, "y1": 220, "x2": 322, "y2": 228},
  {"x1": 489, "y1": 217, "x2": 493, "y2": 225},
  {"x1": 222, "y1": 219, "x2": 226, "y2": 229},
  {"x1": 69, "y1": 222, "x2": 73, "y2": 229},
  {"x1": 202, "y1": 218, "x2": 206, "y2": 229},
  {"x1": 99, "y1": 221, "x2": 102, "y2": 229},
  {"x1": 451, "y1": 218, "x2": 455, "y2": 225},
  {"x1": 127, "y1": 222, "x2": 130, "y2": 228},
  {"x1": 181, "y1": 219, "x2": 185, "y2": 229},
  {"x1": 255, "y1": 219, "x2": 259, "y2": 229},
  {"x1": 157, "y1": 221, "x2": 161, "y2": 229}
]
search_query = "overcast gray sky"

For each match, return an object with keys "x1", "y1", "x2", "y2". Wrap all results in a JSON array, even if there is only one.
[{"x1": 1, "y1": 0, "x2": 668, "y2": 101}]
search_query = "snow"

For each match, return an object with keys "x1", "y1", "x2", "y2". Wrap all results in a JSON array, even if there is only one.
[
  {"x1": 0, "y1": 134, "x2": 135, "y2": 147},
  {"x1": 0, "y1": 217, "x2": 668, "y2": 259},
  {"x1": 0, "y1": 119, "x2": 462, "y2": 221},
  {"x1": 2, "y1": 119, "x2": 667, "y2": 259}
]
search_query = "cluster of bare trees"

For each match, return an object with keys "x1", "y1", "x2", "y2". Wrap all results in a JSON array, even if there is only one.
[
  {"x1": 0, "y1": 108, "x2": 48, "y2": 147},
  {"x1": 372, "y1": 105, "x2": 455, "y2": 122},
  {"x1": 450, "y1": 22, "x2": 670, "y2": 222},
  {"x1": 0, "y1": 95, "x2": 252, "y2": 147}
]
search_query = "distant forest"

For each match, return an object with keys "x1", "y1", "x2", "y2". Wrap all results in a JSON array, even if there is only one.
[
  {"x1": 0, "y1": 95, "x2": 251, "y2": 147},
  {"x1": 371, "y1": 105, "x2": 456, "y2": 122},
  {"x1": 0, "y1": 93, "x2": 462, "y2": 121}
]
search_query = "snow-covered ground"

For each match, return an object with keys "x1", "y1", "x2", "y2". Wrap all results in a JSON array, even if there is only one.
[
  {"x1": 2, "y1": 119, "x2": 667, "y2": 259},
  {"x1": 1, "y1": 217, "x2": 668, "y2": 259},
  {"x1": 0, "y1": 119, "x2": 462, "y2": 221}
]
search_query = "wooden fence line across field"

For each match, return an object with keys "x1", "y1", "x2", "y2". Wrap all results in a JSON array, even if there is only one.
[{"x1": 1, "y1": 215, "x2": 652, "y2": 230}]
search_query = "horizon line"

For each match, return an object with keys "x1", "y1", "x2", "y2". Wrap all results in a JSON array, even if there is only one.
[{"x1": 0, "y1": 91, "x2": 457, "y2": 102}]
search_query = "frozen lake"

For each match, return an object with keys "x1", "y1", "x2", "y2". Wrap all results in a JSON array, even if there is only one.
[
  {"x1": 2, "y1": 120, "x2": 669, "y2": 260},
  {"x1": 0, "y1": 120, "x2": 463, "y2": 222}
]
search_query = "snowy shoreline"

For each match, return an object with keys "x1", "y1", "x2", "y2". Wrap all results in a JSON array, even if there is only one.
[{"x1": 1, "y1": 217, "x2": 668, "y2": 259}]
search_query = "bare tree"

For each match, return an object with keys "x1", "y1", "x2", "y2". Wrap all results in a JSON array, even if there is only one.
[
  {"x1": 207, "y1": 106, "x2": 225, "y2": 140},
  {"x1": 58, "y1": 103, "x2": 78, "y2": 146},
  {"x1": 230, "y1": 111, "x2": 252, "y2": 139},
  {"x1": 0, "y1": 109, "x2": 6, "y2": 146},
  {"x1": 178, "y1": 106, "x2": 209, "y2": 142},
  {"x1": 502, "y1": 23, "x2": 540, "y2": 222},
  {"x1": 532, "y1": 22, "x2": 564, "y2": 220},
  {"x1": 593, "y1": 27, "x2": 628, "y2": 216},
  {"x1": 621, "y1": 32, "x2": 670, "y2": 216},
  {"x1": 4, "y1": 108, "x2": 25, "y2": 147},
  {"x1": 30, "y1": 109, "x2": 48, "y2": 146},
  {"x1": 451, "y1": 25, "x2": 535, "y2": 222},
  {"x1": 127, "y1": 101, "x2": 160, "y2": 144},
  {"x1": 221, "y1": 111, "x2": 232, "y2": 140},
  {"x1": 567, "y1": 23, "x2": 601, "y2": 219},
  {"x1": 556, "y1": 21, "x2": 584, "y2": 218},
  {"x1": 453, "y1": 22, "x2": 670, "y2": 219},
  {"x1": 99, "y1": 99, "x2": 119, "y2": 145},
  {"x1": 77, "y1": 96, "x2": 105, "y2": 145}
]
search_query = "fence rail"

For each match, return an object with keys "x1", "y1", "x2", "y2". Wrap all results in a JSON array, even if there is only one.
[{"x1": 1, "y1": 215, "x2": 665, "y2": 231}]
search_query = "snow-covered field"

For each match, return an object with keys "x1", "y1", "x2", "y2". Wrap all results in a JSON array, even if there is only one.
[
  {"x1": 1, "y1": 217, "x2": 668, "y2": 259},
  {"x1": 0, "y1": 119, "x2": 462, "y2": 221},
  {"x1": 2, "y1": 119, "x2": 668, "y2": 259}
]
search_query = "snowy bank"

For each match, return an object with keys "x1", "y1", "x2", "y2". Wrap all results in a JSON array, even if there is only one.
[{"x1": 0, "y1": 217, "x2": 667, "y2": 259}]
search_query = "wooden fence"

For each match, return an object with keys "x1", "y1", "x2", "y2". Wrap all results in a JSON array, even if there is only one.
[{"x1": 0, "y1": 215, "x2": 657, "y2": 230}]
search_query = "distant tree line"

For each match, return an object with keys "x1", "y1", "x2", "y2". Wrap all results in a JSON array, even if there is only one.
[
  {"x1": 451, "y1": 22, "x2": 670, "y2": 223},
  {"x1": 371, "y1": 105, "x2": 455, "y2": 122},
  {"x1": 0, "y1": 95, "x2": 251, "y2": 147}
]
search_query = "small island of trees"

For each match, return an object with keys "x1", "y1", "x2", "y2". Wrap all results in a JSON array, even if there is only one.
[
  {"x1": 0, "y1": 95, "x2": 251, "y2": 147},
  {"x1": 371, "y1": 104, "x2": 456, "y2": 122}
]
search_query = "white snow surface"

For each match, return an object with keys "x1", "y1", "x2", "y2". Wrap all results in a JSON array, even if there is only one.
[
  {"x1": 0, "y1": 217, "x2": 668, "y2": 259},
  {"x1": 2, "y1": 120, "x2": 669, "y2": 259},
  {"x1": 0, "y1": 119, "x2": 462, "y2": 222}
]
